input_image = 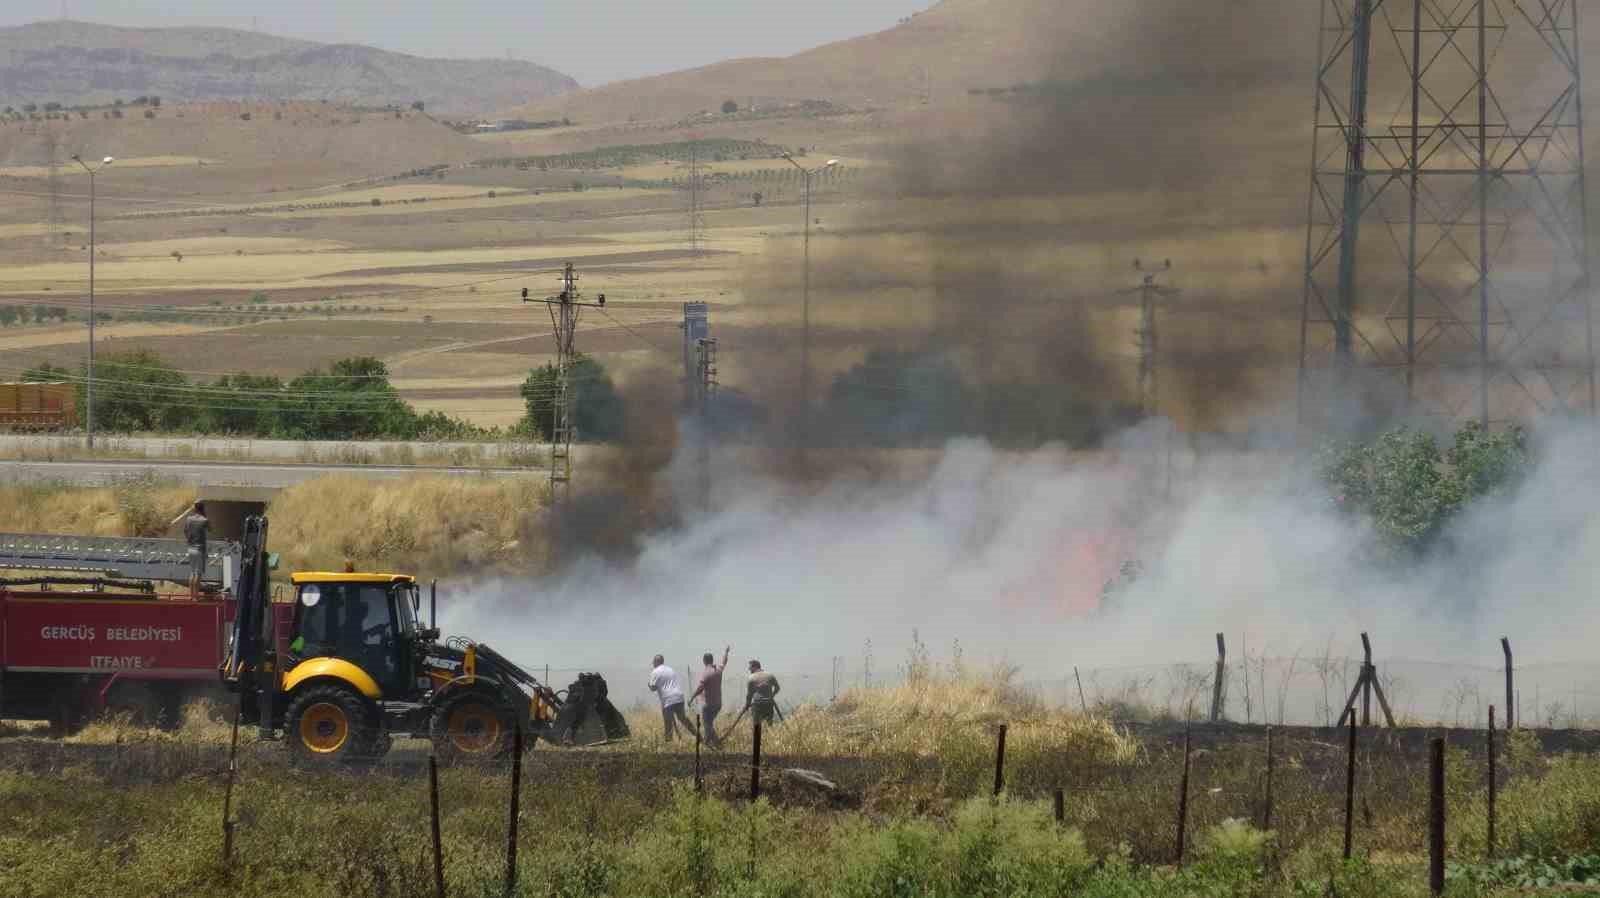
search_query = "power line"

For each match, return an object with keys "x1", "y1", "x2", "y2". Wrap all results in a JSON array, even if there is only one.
[{"x1": 596, "y1": 307, "x2": 677, "y2": 354}]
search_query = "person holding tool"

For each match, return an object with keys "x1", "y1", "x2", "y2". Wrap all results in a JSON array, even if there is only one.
[
  {"x1": 648, "y1": 654, "x2": 695, "y2": 742},
  {"x1": 743, "y1": 658, "x2": 782, "y2": 726},
  {"x1": 689, "y1": 645, "x2": 731, "y2": 749},
  {"x1": 169, "y1": 500, "x2": 208, "y2": 598}
]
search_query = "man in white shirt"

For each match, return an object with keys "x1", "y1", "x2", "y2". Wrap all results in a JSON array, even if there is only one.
[{"x1": 648, "y1": 654, "x2": 695, "y2": 742}]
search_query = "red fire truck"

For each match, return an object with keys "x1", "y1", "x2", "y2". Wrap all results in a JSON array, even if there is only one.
[{"x1": 0, "y1": 532, "x2": 291, "y2": 730}]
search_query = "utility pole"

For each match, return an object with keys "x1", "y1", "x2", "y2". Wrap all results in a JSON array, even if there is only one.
[
  {"x1": 695, "y1": 337, "x2": 718, "y2": 509},
  {"x1": 520, "y1": 263, "x2": 606, "y2": 501},
  {"x1": 1131, "y1": 259, "x2": 1177, "y2": 419},
  {"x1": 71, "y1": 154, "x2": 112, "y2": 449},
  {"x1": 780, "y1": 153, "x2": 838, "y2": 445}
]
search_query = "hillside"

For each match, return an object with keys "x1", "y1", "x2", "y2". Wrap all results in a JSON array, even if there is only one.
[
  {"x1": 0, "y1": 20, "x2": 578, "y2": 117},
  {"x1": 507, "y1": 0, "x2": 1064, "y2": 124},
  {"x1": 506, "y1": 0, "x2": 1311, "y2": 127},
  {"x1": 0, "y1": 102, "x2": 480, "y2": 179}
]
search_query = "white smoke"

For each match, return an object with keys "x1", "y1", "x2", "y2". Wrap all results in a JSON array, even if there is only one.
[{"x1": 439, "y1": 423, "x2": 1600, "y2": 724}]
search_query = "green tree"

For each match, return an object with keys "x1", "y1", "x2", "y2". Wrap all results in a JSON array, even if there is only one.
[
  {"x1": 721, "y1": 99, "x2": 739, "y2": 114},
  {"x1": 207, "y1": 373, "x2": 286, "y2": 435},
  {"x1": 80, "y1": 350, "x2": 197, "y2": 433},
  {"x1": 277, "y1": 357, "x2": 418, "y2": 440},
  {"x1": 1445, "y1": 419, "x2": 1528, "y2": 501},
  {"x1": 1320, "y1": 422, "x2": 1530, "y2": 559},
  {"x1": 519, "y1": 354, "x2": 624, "y2": 442},
  {"x1": 21, "y1": 362, "x2": 69, "y2": 382},
  {"x1": 0, "y1": 306, "x2": 17, "y2": 327}
]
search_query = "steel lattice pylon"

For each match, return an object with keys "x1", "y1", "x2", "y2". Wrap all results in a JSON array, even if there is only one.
[{"x1": 1298, "y1": 0, "x2": 1594, "y2": 428}]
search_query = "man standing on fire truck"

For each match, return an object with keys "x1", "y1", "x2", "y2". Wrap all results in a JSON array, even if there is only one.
[{"x1": 169, "y1": 500, "x2": 208, "y2": 598}]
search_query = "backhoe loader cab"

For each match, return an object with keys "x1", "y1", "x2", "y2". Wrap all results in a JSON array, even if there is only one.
[{"x1": 223, "y1": 517, "x2": 627, "y2": 765}]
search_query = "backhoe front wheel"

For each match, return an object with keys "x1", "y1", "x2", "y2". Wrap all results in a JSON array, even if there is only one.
[
  {"x1": 285, "y1": 685, "x2": 378, "y2": 764},
  {"x1": 431, "y1": 692, "x2": 515, "y2": 764}
]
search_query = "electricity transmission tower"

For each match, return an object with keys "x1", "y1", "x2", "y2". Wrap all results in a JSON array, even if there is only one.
[
  {"x1": 41, "y1": 126, "x2": 62, "y2": 250},
  {"x1": 1126, "y1": 258, "x2": 1178, "y2": 418},
  {"x1": 1298, "y1": 0, "x2": 1593, "y2": 428},
  {"x1": 695, "y1": 337, "x2": 718, "y2": 508},
  {"x1": 521, "y1": 263, "x2": 606, "y2": 500},
  {"x1": 1116, "y1": 259, "x2": 1180, "y2": 510},
  {"x1": 686, "y1": 140, "x2": 706, "y2": 256}
]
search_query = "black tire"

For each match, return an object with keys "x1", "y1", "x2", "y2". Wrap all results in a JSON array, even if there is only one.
[
  {"x1": 430, "y1": 691, "x2": 514, "y2": 764},
  {"x1": 285, "y1": 684, "x2": 378, "y2": 764}
]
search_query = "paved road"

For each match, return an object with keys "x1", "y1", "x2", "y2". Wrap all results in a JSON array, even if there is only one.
[
  {"x1": 0, "y1": 434, "x2": 541, "y2": 462},
  {"x1": 0, "y1": 458, "x2": 542, "y2": 487}
]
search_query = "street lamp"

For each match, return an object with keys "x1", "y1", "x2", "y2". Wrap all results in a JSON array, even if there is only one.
[
  {"x1": 70, "y1": 154, "x2": 112, "y2": 449},
  {"x1": 780, "y1": 153, "x2": 838, "y2": 442}
]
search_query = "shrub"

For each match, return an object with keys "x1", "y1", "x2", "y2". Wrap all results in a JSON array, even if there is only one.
[
  {"x1": 1189, "y1": 819, "x2": 1271, "y2": 896},
  {"x1": 114, "y1": 473, "x2": 179, "y2": 537}
]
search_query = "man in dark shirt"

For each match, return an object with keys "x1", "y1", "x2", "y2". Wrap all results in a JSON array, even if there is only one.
[
  {"x1": 689, "y1": 645, "x2": 730, "y2": 748},
  {"x1": 169, "y1": 500, "x2": 208, "y2": 598}
]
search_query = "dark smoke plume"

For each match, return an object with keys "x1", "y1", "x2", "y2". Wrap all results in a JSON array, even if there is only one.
[
  {"x1": 731, "y1": 0, "x2": 1321, "y2": 453},
  {"x1": 561, "y1": 0, "x2": 1328, "y2": 552}
]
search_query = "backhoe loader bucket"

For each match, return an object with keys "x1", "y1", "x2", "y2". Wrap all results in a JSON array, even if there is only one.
[{"x1": 545, "y1": 672, "x2": 629, "y2": 746}]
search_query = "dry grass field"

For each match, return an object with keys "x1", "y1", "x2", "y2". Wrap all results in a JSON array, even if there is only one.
[
  {"x1": 0, "y1": 474, "x2": 553, "y2": 576},
  {"x1": 0, "y1": 116, "x2": 870, "y2": 424}
]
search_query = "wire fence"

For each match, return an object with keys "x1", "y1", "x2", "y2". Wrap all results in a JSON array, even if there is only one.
[
  {"x1": 522, "y1": 653, "x2": 1600, "y2": 731},
  {"x1": 7, "y1": 697, "x2": 1597, "y2": 890}
]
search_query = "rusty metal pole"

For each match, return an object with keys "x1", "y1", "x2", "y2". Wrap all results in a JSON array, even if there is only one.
[
  {"x1": 694, "y1": 717, "x2": 704, "y2": 793},
  {"x1": 1429, "y1": 737, "x2": 1446, "y2": 895},
  {"x1": 1487, "y1": 705, "x2": 1497, "y2": 859},
  {"x1": 430, "y1": 754, "x2": 446, "y2": 898},
  {"x1": 750, "y1": 720, "x2": 762, "y2": 802},
  {"x1": 1263, "y1": 725, "x2": 1275, "y2": 832},
  {"x1": 1211, "y1": 634, "x2": 1227, "y2": 722},
  {"x1": 1360, "y1": 633, "x2": 1374, "y2": 727},
  {"x1": 1343, "y1": 715, "x2": 1357, "y2": 860},
  {"x1": 1177, "y1": 728, "x2": 1192, "y2": 867},
  {"x1": 1501, "y1": 638, "x2": 1514, "y2": 730},
  {"x1": 222, "y1": 701, "x2": 240, "y2": 865},
  {"x1": 505, "y1": 724, "x2": 522, "y2": 898},
  {"x1": 993, "y1": 723, "x2": 1007, "y2": 797}
]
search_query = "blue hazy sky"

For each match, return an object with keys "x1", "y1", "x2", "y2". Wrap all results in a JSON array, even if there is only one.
[{"x1": 2, "y1": 0, "x2": 934, "y2": 86}]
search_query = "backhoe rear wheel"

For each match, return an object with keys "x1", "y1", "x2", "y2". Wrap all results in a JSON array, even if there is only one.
[
  {"x1": 285, "y1": 684, "x2": 378, "y2": 764},
  {"x1": 430, "y1": 692, "x2": 515, "y2": 764}
]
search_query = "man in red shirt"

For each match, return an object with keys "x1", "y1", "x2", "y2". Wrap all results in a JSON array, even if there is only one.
[{"x1": 689, "y1": 645, "x2": 731, "y2": 748}]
